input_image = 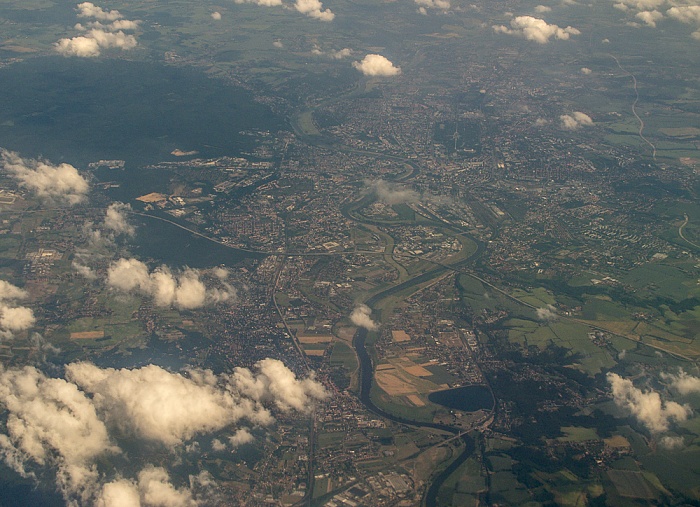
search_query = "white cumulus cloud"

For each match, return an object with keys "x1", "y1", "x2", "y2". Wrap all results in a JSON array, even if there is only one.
[
  {"x1": 352, "y1": 54, "x2": 401, "y2": 77},
  {"x1": 77, "y1": 2, "x2": 122, "y2": 21},
  {"x1": 107, "y1": 258, "x2": 234, "y2": 310},
  {"x1": 229, "y1": 428, "x2": 255, "y2": 447},
  {"x1": 535, "y1": 305, "x2": 557, "y2": 321},
  {"x1": 0, "y1": 365, "x2": 119, "y2": 504},
  {"x1": 659, "y1": 435, "x2": 685, "y2": 450},
  {"x1": 96, "y1": 466, "x2": 197, "y2": 507},
  {"x1": 66, "y1": 362, "x2": 250, "y2": 447},
  {"x1": 365, "y1": 179, "x2": 419, "y2": 204},
  {"x1": 234, "y1": 0, "x2": 284, "y2": 6},
  {"x1": 1, "y1": 360, "x2": 327, "y2": 503},
  {"x1": 667, "y1": 5, "x2": 700, "y2": 38},
  {"x1": 350, "y1": 304, "x2": 378, "y2": 330},
  {"x1": 636, "y1": 9, "x2": 664, "y2": 26},
  {"x1": 535, "y1": 5, "x2": 552, "y2": 12},
  {"x1": 211, "y1": 11, "x2": 222, "y2": 20},
  {"x1": 560, "y1": 111, "x2": 594, "y2": 130},
  {"x1": 234, "y1": 0, "x2": 333, "y2": 20},
  {"x1": 64, "y1": 360, "x2": 327, "y2": 448},
  {"x1": 1, "y1": 149, "x2": 89, "y2": 206},
  {"x1": 0, "y1": 280, "x2": 35, "y2": 339},
  {"x1": 233, "y1": 358, "x2": 329, "y2": 413},
  {"x1": 104, "y1": 202, "x2": 135, "y2": 236},
  {"x1": 312, "y1": 46, "x2": 353, "y2": 59},
  {"x1": 294, "y1": 0, "x2": 335, "y2": 20},
  {"x1": 661, "y1": 369, "x2": 700, "y2": 395},
  {"x1": 667, "y1": 5, "x2": 700, "y2": 24},
  {"x1": 493, "y1": 16, "x2": 580, "y2": 43},
  {"x1": 415, "y1": 0, "x2": 451, "y2": 10},
  {"x1": 55, "y1": 2, "x2": 140, "y2": 57},
  {"x1": 607, "y1": 373, "x2": 692, "y2": 433}
]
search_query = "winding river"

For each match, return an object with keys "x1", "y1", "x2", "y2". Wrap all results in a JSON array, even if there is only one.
[{"x1": 354, "y1": 327, "x2": 474, "y2": 506}]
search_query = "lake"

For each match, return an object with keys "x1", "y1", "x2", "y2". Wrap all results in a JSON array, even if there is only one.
[
  {"x1": 428, "y1": 385, "x2": 494, "y2": 412},
  {"x1": 0, "y1": 56, "x2": 284, "y2": 167}
]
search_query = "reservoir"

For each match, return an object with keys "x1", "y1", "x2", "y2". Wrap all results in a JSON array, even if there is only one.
[{"x1": 428, "y1": 385, "x2": 494, "y2": 412}]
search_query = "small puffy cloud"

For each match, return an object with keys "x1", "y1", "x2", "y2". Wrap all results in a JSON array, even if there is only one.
[
  {"x1": 233, "y1": 358, "x2": 328, "y2": 413},
  {"x1": 294, "y1": 0, "x2": 335, "y2": 20},
  {"x1": 54, "y1": 36, "x2": 102, "y2": 57},
  {"x1": 493, "y1": 16, "x2": 580, "y2": 43},
  {"x1": 136, "y1": 466, "x2": 197, "y2": 507},
  {"x1": 415, "y1": 0, "x2": 451, "y2": 10},
  {"x1": 0, "y1": 280, "x2": 35, "y2": 339},
  {"x1": 659, "y1": 435, "x2": 684, "y2": 450},
  {"x1": 365, "y1": 179, "x2": 419, "y2": 204},
  {"x1": 581, "y1": 67, "x2": 592, "y2": 74},
  {"x1": 273, "y1": 40, "x2": 284, "y2": 48},
  {"x1": 107, "y1": 258, "x2": 234, "y2": 310},
  {"x1": 661, "y1": 369, "x2": 700, "y2": 395},
  {"x1": 97, "y1": 466, "x2": 196, "y2": 507},
  {"x1": 108, "y1": 19, "x2": 140, "y2": 31},
  {"x1": 73, "y1": 261, "x2": 97, "y2": 280},
  {"x1": 234, "y1": 0, "x2": 333, "y2": 20},
  {"x1": 211, "y1": 439, "x2": 227, "y2": 451},
  {"x1": 607, "y1": 373, "x2": 692, "y2": 433},
  {"x1": 77, "y1": 2, "x2": 122, "y2": 21},
  {"x1": 1, "y1": 149, "x2": 89, "y2": 206},
  {"x1": 612, "y1": 0, "x2": 700, "y2": 39},
  {"x1": 0, "y1": 307, "x2": 35, "y2": 335},
  {"x1": 234, "y1": 0, "x2": 284, "y2": 6},
  {"x1": 104, "y1": 202, "x2": 135, "y2": 236},
  {"x1": 55, "y1": 3, "x2": 140, "y2": 57},
  {"x1": 667, "y1": 5, "x2": 700, "y2": 38},
  {"x1": 535, "y1": 5, "x2": 552, "y2": 12},
  {"x1": 667, "y1": 5, "x2": 700, "y2": 24},
  {"x1": 636, "y1": 9, "x2": 663, "y2": 26},
  {"x1": 96, "y1": 479, "x2": 141, "y2": 507},
  {"x1": 229, "y1": 428, "x2": 254, "y2": 447},
  {"x1": 560, "y1": 111, "x2": 594, "y2": 130},
  {"x1": 350, "y1": 304, "x2": 378, "y2": 330},
  {"x1": 211, "y1": 11, "x2": 222, "y2": 20},
  {"x1": 56, "y1": 28, "x2": 137, "y2": 57},
  {"x1": 79, "y1": 19, "x2": 140, "y2": 31},
  {"x1": 212, "y1": 267, "x2": 230, "y2": 280},
  {"x1": 312, "y1": 46, "x2": 353, "y2": 59},
  {"x1": 352, "y1": 54, "x2": 401, "y2": 76},
  {"x1": 535, "y1": 305, "x2": 557, "y2": 321},
  {"x1": 612, "y1": 0, "x2": 664, "y2": 10}
]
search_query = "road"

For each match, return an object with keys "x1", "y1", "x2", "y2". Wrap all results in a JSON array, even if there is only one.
[
  {"x1": 679, "y1": 213, "x2": 700, "y2": 250},
  {"x1": 610, "y1": 54, "x2": 657, "y2": 160}
]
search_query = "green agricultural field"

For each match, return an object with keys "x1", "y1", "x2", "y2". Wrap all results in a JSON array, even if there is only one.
[
  {"x1": 581, "y1": 296, "x2": 633, "y2": 321},
  {"x1": 316, "y1": 431, "x2": 345, "y2": 449},
  {"x1": 369, "y1": 385, "x2": 439, "y2": 423},
  {"x1": 512, "y1": 287, "x2": 556, "y2": 307},
  {"x1": 392, "y1": 203, "x2": 415, "y2": 221},
  {"x1": 558, "y1": 426, "x2": 600, "y2": 442},
  {"x1": 0, "y1": 236, "x2": 21, "y2": 258},
  {"x1": 329, "y1": 341, "x2": 358, "y2": 372},
  {"x1": 623, "y1": 262, "x2": 698, "y2": 301}
]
